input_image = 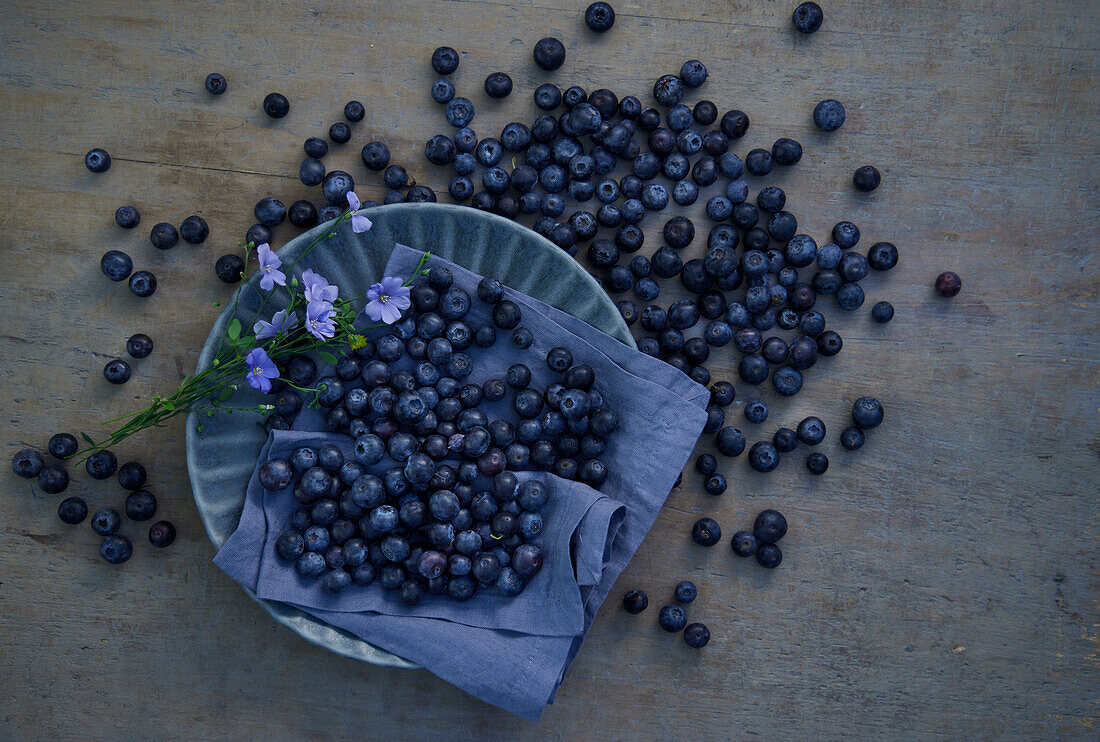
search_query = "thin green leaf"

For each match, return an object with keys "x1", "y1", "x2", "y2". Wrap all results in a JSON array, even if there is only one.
[
  {"x1": 81, "y1": 432, "x2": 96, "y2": 446},
  {"x1": 218, "y1": 387, "x2": 235, "y2": 402},
  {"x1": 317, "y1": 350, "x2": 338, "y2": 366},
  {"x1": 227, "y1": 319, "x2": 242, "y2": 340}
]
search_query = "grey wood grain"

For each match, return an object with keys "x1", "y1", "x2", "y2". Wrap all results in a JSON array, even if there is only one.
[{"x1": 0, "y1": 0, "x2": 1096, "y2": 739}]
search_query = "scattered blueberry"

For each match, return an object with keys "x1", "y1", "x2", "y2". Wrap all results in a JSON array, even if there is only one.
[
  {"x1": 215, "y1": 255, "x2": 244, "y2": 284},
  {"x1": 58, "y1": 496, "x2": 88, "y2": 525},
  {"x1": 691, "y1": 517, "x2": 721, "y2": 547},
  {"x1": 431, "y1": 46, "x2": 460, "y2": 75},
  {"x1": 149, "y1": 222, "x2": 179, "y2": 250},
  {"x1": 813, "y1": 98, "x2": 845, "y2": 131},
  {"x1": 935, "y1": 271, "x2": 962, "y2": 297},
  {"x1": 623, "y1": 589, "x2": 649, "y2": 614},
  {"x1": 100, "y1": 251, "x2": 134, "y2": 283},
  {"x1": 99, "y1": 534, "x2": 133, "y2": 564},
  {"x1": 84, "y1": 148, "x2": 111, "y2": 173},
  {"x1": 730, "y1": 530, "x2": 758, "y2": 557},
  {"x1": 659, "y1": 604, "x2": 688, "y2": 632},
  {"x1": 176, "y1": 215, "x2": 208, "y2": 244},
  {"x1": 12, "y1": 448, "x2": 44, "y2": 479},
  {"x1": 871, "y1": 301, "x2": 895, "y2": 323},
  {"x1": 533, "y1": 37, "x2": 566, "y2": 71},
  {"x1": 683, "y1": 622, "x2": 710, "y2": 648},
  {"x1": 792, "y1": 2, "x2": 824, "y2": 34},
  {"x1": 125, "y1": 490, "x2": 157, "y2": 521},
  {"x1": 263, "y1": 92, "x2": 290, "y2": 119},
  {"x1": 103, "y1": 359, "x2": 132, "y2": 385},
  {"x1": 344, "y1": 100, "x2": 366, "y2": 122},
  {"x1": 585, "y1": 1, "x2": 616, "y2": 32},
  {"x1": 806, "y1": 452, "x2": 829, "y2": 475},
  {"x1": 37, "y1": 464, "x2": 69, "y2": 494},
  {"x1": 851, "y1": 396, "x2": 884, "y2": 429},
  {"x1": 853, "y1": 165, "x2": 881, "y2": 192},
  {"x1": 91, "y1": 508, "x2": 121, "y2": 536},
  {"x1": 48, "y1": 434, "x2": 79, "y2": 460},
  {"x1": 204, "y1": 73, "x2": 227, "y2": 95},
  {"x1": 484, "y1": 72, "x2": 513, "y2": 99}
]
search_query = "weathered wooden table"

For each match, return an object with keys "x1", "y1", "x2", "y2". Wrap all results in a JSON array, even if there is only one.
[{"x1": 1, "y1": 0, "x2": 1096, "y2": 738}]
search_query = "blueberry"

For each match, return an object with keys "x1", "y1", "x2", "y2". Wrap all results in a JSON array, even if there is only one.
[
  {"x1": 46, "y1": 433, "x2": 78, "y2": 460},
  {"x1": 110, "y1": 206, "x2": 141, "y2": 232},
  {"x1": 37, "y1": 464, "x2": 69, "y2": 494},
  {"x1": 704, "y1": 474, "x2": 727, "y2": 496},
  {"x1": 532, "y1": 36, "x2": 566, "y2": 70},
  {"x1": 841, "y1": 426, "x2": 865, "y2": 450},
  {"x1": 817, "y1": 330, "x2": 843, "y2": 357},
  {"x1": 84, "y1": 148, "x2": 111, "y2": 173},
  {"x1": 149, "y1": 222, "x2": 178, "y2": 250},
  {"x1": 674, "y1": 581, "x2": 697, "y2": 604},
  {"x1": 532, "y1": 83, "x2": 564, "y2": 113},
  {"x1": 58, "y1": 496, "x2": 88, "y2": 525},
  {"x1": 813, "y1": 98, "x2": 845, "y2": 131},
  {"x1": 659, "y1": 603, "x2": 688, "y2": 632},
  {"x1": 772, "y1": 366, "x2": 803, "y2": 397},
  {"x1": 275, "y1": 534, "x2": 305, "y2": 562},
  {"x1": 753, "y1": 509, "x2": 788, "y2": 544},
  {"x1": 260, "y1": 92, "x2": 290, "y2": 119},
  {"x1": 935, "y1": 271, "x2": 962, "y2": 297},
  {"x1": 653, "y1": 74, "x2": 684, "y2": 106},
  {"x1": 853, "y1": 165, "x2": 881, "y2": 192},
  {"x1": 835, "y1": 282, "x2": 865, "y2": 311},
  {"x1": 124, "y1": 490, "x2": 157, "y2": 521},
  {"x1": 288, "y1": 199, "x2": 318, "y2": 229},
  {"x1": 296, "y1": 551, "x2": 326, "y2": 578},
  {"x1": 431, "y1": 45, "x2": 460, "y2": 75},
  {"x1": 815, "y1": 242, "x2": 842, "y2": 271},
  {"x1": 584, "y1": 1, "x2": 616, "y2": 31},
  {"x1": 748, "y1": 441, "x2": 779, "y2": 473},
  {"x1": 768, "y1": 211, "x2": 797, "y2": 242},
  {"x1": 424, "y1": 134, "x2": 456, "y2": 166},
  {"x1": 796, "y1": 416, "x2": 826, "y2": 445},
  {"x1": 792, "y1": 1, "x2": 824, "y2": 33},
  {"x1": 866, "y1": 242, "x2": 899, "y2": 273},
  {"x1": 511, "y1": 544, "x2": 543, "y2": 577},
  {"x1": 744, "y1": 400, "x2": 769, "y2": 424},
  {"x1": 683, "y1": 622, "x2": 710, "y2": 648},
  {"x1": 623, "y1": 589, "x2": 649, "y2": 614},
  {"x1": 838, "y1": 251, "x2": 869, "y2": 282},
  {"x1": 849, "y1": 397, "x2": 884, "y2": 431},
  {"x1": 832, "y1": 220, "x2": 861, "y2": 249},
  {"x1": 294, "y1": 157, "x2": 325, "y2": 187},
  {"x1": 117, "y1": 461, "x2": 147, "y2": 489},
  {"x1": 870, "y1": 301, "x2": 895, "y2": 324},
  {"x1": 324, "y1": 120, "x2": 352, "y2": 144},
  {"x1": 773, "y1": 428, "x2": 798, "y2": 453},
  {"x1": 12, "y1": 448, "x2": 44, "y2": 479},
  {"x1": 98, "y1": 534, "x2": 133, "y2": 564},
  {"x1": 201, "y1": 72, "x2": 228, "y2": 95},
  {"x1": 754, "y1": 542, "x2": 782, "y2": 568},
  {"x1": 91, "y1": 508, "x2": 121, "y2": 536},
  {"x1": 100, "y1": 250, "x2": 134, "y2": 282},
  {"x1": 806, "y1": 452, "x2": 829, "y2": 475},
  {"x1": 483, "y1": 71, "x2": 513, "y2": 99},
  {"x1": 691, "y1": 517, "x2": 721, "y2": 547},
  {"x1": 321, "y1": 170, "x2": 355, "y2": 205},
  {"x1": 174, "y1": 215, "x2": 208, "y2": 245},
  {"x1": 772, "y1": 137, "x2": 803, "y2": 166},
  {"x1": 730, "y1": 530, "x2": 758, "y2": 557},
  {"x1": 745, "y1": 148, "x2": 773, "y2": 176}
]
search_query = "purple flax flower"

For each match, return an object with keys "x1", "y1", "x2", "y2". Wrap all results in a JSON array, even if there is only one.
[
  {"x1": 256, "y1": 243, "x2": 286, "y2": 291},
  {"x1": 347, "y1": 191, "x2": 373, "y2": 233},
  {"x1": 364, "y1": 276, "x2": 412, "y2": 325},
  {"x1": 306, "y1": 301, "x2": 336, "y2": 340},
  {"x1": 244, "y1": 347, "x2": 279, "y2": 393},
  {"x1": 302, "y1": 268, "x2": 338, "y2": 304},
  {"x1": 253, "y1": 308, "x2": 296, "y2": 341}
]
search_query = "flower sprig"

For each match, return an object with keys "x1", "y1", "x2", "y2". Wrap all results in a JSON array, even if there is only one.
[{"x1": 78, "y1": 194, "x2": 430, "y2": 461}]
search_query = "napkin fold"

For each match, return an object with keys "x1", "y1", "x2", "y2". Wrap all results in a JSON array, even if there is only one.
[{"x1": 215, "y1": 245, "x2": 709, "y2": 720}]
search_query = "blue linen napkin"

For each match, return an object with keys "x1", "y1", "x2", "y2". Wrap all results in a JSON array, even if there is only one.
[{"x1": 214, "y1": 246, "x2": 709, "y2": 720}]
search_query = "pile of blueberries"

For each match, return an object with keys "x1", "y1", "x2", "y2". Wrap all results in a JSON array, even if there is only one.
[
  {"x1": 255, "y1": 266, "x2": 620, "y2": 602},
  {"x1": 695, "y1": 508, "x2": 789, "y2": 568},
  {"x1": 11, "y1": 441, "x2": 176, "y2": 563}
]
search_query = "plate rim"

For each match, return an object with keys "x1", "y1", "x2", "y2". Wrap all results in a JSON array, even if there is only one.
[{"x1": 186, "y1": 202, "x2": 634, "y2": 668}]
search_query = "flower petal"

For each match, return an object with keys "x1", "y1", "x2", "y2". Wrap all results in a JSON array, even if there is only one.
[
  {"x1": 364, "y1": 302, "x2": 384, "y2": 322},
  {"x1": 347, "y1": 190, "x2": 361, "y2": 212},
  {"x1": 351, "y1": 214, "x2": 372, "y2": 233},
  {"x1": 380, "y1": 302, "x2": 402, "y2": 324}
]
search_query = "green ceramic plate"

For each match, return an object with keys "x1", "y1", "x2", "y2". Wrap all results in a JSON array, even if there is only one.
[{"x1": 186, "y1": 202, "x2": 634, "y2": 668}]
